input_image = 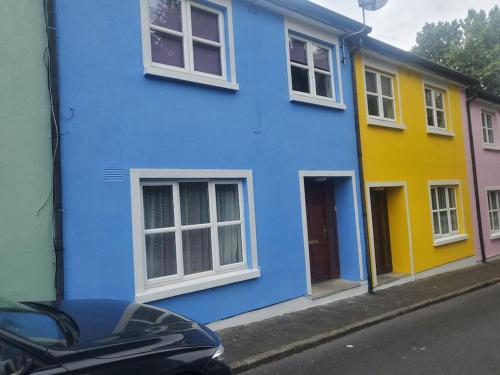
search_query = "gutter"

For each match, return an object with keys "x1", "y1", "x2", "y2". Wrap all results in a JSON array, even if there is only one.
[
  {"x1": 45, "y1": 0, "x2": 65, "y2": 299},
  {"x1": 465, "y1": 87, "x2": 487, "y2": 263},
  {"x1": 348, "y1": 37, "x2": 374, "y2": 293}
]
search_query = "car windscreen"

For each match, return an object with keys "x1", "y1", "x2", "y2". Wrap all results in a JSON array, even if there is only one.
[{"x1": 0, "y1": 299, "x2": 68, "y2": 348}]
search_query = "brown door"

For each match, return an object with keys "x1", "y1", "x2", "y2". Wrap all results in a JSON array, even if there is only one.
[
  {"x1": 370, "y1": 189, "x2": 393, "y2": 275},
  {"x1": 305, "y1": 179, "x2": 341, "y2": 284}
]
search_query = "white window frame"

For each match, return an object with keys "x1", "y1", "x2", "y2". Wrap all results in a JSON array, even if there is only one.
[
  {"x1": 140, "y1": 0, "x2": 239, "y2": 90},
  {"x1": 424, "y1": 86, "x2": 448, "y2": 131},
  {"x1": 482, "y1": 110, "x2": 496, "y2": 145},
  {"x1": 487, "y1": 188, "x2": 500, "y2": 239},
  {"x1": 364, "y1": 68, "x2": 396, "y2": 123},
  {"x1": 131, "y1": 169, "x2": 260, "y2": 303},
  {"x1": 284, "y1": 19, "x2": 345, "y2": 110},
  {"x1": 428, "y1": 181, "x2": 468, "y2": 246}
]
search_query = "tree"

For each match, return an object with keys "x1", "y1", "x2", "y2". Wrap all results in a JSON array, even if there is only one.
[{"x1": 411, "y1": 6, "x2": 500, "y2": 95}]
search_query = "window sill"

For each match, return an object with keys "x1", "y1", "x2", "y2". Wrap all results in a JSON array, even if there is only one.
[
  {"x1": 427, "y1": 127, "x2": 455, "y2": 137},
  {"x1": 434, "y1": 233, "x2": 468, "y2": 247},
  {"x1": 483, "y1": 144, "x2": 500, "y2": 152},
  {"x1": 368, "y1": 118, "x2": 406, "y2": 130},
  {"x1": 491, "y1": 232, "x2": 500, "y2": 240},
  {"x1": 135, "y1": 268, "x2": 260, "y2": 303},
  {"x1": 290, "y1": 93, "x2": 346, "y2": 110},
  {"x1": 144, "y1": 65, "x2": 239, "y2": 91}
]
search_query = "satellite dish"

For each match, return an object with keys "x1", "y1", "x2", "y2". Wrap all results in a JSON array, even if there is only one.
[{"x1": 358, "y1": 0, "x2": 388, "y2": 11}]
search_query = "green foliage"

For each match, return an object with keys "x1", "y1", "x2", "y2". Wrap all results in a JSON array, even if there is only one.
[{"x1": 411, "y1": 5, "x2": 500, "y2": 95}]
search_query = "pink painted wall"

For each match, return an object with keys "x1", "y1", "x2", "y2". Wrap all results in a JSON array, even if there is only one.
[{"x1": 462, "y1": 93, "x2": 500, "y2": 260}]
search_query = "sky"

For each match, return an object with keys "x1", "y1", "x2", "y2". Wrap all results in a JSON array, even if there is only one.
[{"x1": 310, "y1": 0, "x2": 499, "y2": 50}]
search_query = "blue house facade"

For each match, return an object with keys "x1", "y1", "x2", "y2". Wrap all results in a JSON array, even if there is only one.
[{"x1": 56, "y1": 0, "x2": 368, "y2": 323}]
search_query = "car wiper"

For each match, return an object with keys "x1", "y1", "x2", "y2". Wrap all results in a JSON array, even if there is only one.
[{"x1": 23, "y1": 303, "x2": 80, "y2": 347}]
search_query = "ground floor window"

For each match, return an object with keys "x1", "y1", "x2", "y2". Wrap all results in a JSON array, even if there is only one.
[
  {"x1": 430, "y1": 186, "x2": 459, "y2": 237},
  {"x1": 488, "y1": 190, "x2": 500, "y2": 233},
  {"x1": 142, "y1": 180, "x2": 246, "y2": 282}
]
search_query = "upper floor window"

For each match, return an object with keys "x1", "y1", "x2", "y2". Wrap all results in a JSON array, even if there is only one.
[
  {"x1": 365, "y1": 69, "x2": 395, "y2": 121},
  {"x1": 141, "y1": 0, "x2": 238, "y2": 90},
  {"x1": 430, "y1": 186, "x2": 459, "y2": 238},
  {"x1": 482, "y1": 111, "x2": 495, "y2": 145},
  {"x1": 488, "y1": 190, "x2": 500, "y2": 234},
  {"x1": 425, "y1": 86, "x2": 447, "y2": 129}
]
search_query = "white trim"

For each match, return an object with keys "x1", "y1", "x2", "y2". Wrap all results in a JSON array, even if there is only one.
[
  {"x1": 365, "y1": 181, "x2": 414, "y2": 288},
  {"x1": 140, "y1": 0, "x2": 238, "y2": 89},
  {"x1": 374, "y1": 256, "x2": 476, "y2": 291},
  {"x1": 433, "y1": 234, "x2": 468, "y2": 247},
  {"x1": 367, "y1": 118, "x2": 406, "y2": 130},
  {"x1": 491, "y1": 232, "x2": 500, "y2": 240},
  {"x1": 426, "y1": 127, "x2": 455, "y2": 137},
  {"x1": 486, "y1": 187, "x2": 500, "y2": 235},
  {"x1": 483, "y1": 144, "x2": 500, "y2": 151},
  {"x1": 364, "y1": 68, "x2": 397, "y2": 122},
  {"x1": 481, "y1": 109, "x2": 497, "y2": 146},
  {"x1": 298, "y1": 170, "x2": 364, "y2": 296},
  {"x1": 130, "y1": 169, "x2": 259, "y2": 302},
  {"x1": 208, "y1": 282, "x2": 368, "y2": 330},
  {"x1": 284, "y1": 18, "x2": 345, "y2": 109}
]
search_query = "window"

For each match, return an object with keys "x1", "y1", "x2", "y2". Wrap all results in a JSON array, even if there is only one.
[
  {"x1": 488, "y1": 190, "x2": 500, "y2": 234},
  {"x1": 142, "y1": 180, "x2": 245, "y2": 282},
  {"x1": 141, "y1": 0, "x2": 238, "y2": 89},
  {"x1": 482, "y1": 111, "x2": 495, "y2": 144},
  {"x1": 425, "y1": 87, "x2": 447, "y2": 129},
  {"x1": 365, "y1": 69, "x2": 395, "y2": 121},
  {"x1": 430, "y1": 186, "x2": 459, "y2": 237}
]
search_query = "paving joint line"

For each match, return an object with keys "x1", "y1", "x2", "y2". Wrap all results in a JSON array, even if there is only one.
[{"x1": 232, "y1": 277, "x2": 500, "y2": 374}]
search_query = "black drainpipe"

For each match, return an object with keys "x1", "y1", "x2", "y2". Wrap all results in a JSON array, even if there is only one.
[
  {"x1": 348, "y1": 37, "x2": 374, "y2": 293},
  {"x1": 45, "y1": 0, "x2": 65, "y2": 299},
  {"x1": 465, "y1": 87, "x2": 486, "y2": 263}
]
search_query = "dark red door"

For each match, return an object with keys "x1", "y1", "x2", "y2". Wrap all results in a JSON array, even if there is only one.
[
  {"x1": 370, "y1": 189, "x2": 393, "y2": 275},
  {"x1": 305, "y1": 179, "x2": 340, "y2": 284}
]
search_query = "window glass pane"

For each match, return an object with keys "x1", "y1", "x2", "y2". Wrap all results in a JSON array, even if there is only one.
[
  {"x1": 436, "y1": 110, "x2": 446, "y2": 128},
  {"x1": 439, "y1": 211, "x2": 450, "y2": 234},
  {"x1": 193, "y1": 42, "x2": 221, "y2": 76},
  {"x1": 437, "y1": 188, "x2": 447, "y2": 209},
  {"x1": 483, "y1": 127, "x2": 489, "y2": 143},
  {"x1": 425, "y1": 88, "x2": 433, "y2": 107},
  {"x1": 380, "y1": 76, "x2": 392, "y2": 97},
  {"x1": 487, "y1": 129, "x2": 495, "y2": 144},
  {"x1": 313, "y1": 46, "x2": 330, "y2": 71},
  {"x1": 180, "y1": 182, "x2": 210, "y2": 225},
  {"x1": 382, "y1": 98, "x2": 395, "y2": 119},
  {"x1": 431, "y1": 189, "x2": 438, "y2": 210},
  {"x1": 490, "y1": 192, "x2": 498, "y2": 210},
  {"x1": 315, "y1": 72, "x2": 333, "y2": 98},
  {"x1": 367, "y1": 94, "x2": 379, "y2": 116},
  {"x1": 182, "y1": 228, "x2": 212, "y2": 274},
  {"x1": 218, "y1": 225, "x2": 242, "y2": 265},
  {"x1": 289, "y1": 38, "x2": 307, "y2": 65},
  {"x1": 427, "y1": 108, "x2": 435, "y2": 127},
  {"x1": 150, "y1": 30, "x2": 184, "y2": 68},
  {"x1": 143, "y1": 185, "x2": 174, "y2": 229},
  {"x1": 492, "y1": 212, "x2": 500, "y2": 231},
  {"x1": 365, "y1": 71, "x2": 377, "y2": 93},
  {"x1": 191, "y1": 6, "x2": 219, "y2": 42},
  {"x1": 291, "y1": 66, "x2": 310, "y2": 93},
  {"x1": 433, "y1": 212, "x2": 440, "y2": 235},
  {"x1": 149, "y1": 0, "x2": 182, "y2": 32},
  {"x1": 216, "y1": 184, "x2": 240, "y2": 222},
  {"x1": 146, "y1": 232, "x2": 177, "y2": 278},
  {"x1": 434, "y1": 91, "x2": 444, "y2": 109},
  {"x1": 448, "y1": 188, "x2": 456, "y2": 208},
  {"x1": 450, "y1": 209, "x2": 458, "y2": 231}
]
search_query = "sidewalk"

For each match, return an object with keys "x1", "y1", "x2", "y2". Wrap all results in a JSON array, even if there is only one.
[{"x1": 218, "y1": 258, "x2": 500, "y2": 373}]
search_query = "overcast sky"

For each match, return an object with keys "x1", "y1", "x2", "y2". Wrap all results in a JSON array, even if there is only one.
[{"x1": 310, "y1": 0, "x2": 499, "y2": 50}]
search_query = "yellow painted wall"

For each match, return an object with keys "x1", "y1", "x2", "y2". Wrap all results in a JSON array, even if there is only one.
[{"x1": 355, "y1": 53, "x2": 475, "y2": 278}]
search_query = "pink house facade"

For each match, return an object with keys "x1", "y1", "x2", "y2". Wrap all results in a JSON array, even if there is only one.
[{"x1": 464, "y1": 89, "x2": 500, "y2": 260}]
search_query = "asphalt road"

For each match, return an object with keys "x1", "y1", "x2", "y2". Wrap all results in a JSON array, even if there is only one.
[{"x1": 243, "y1": 283, "x2": 500, "y2": 375}]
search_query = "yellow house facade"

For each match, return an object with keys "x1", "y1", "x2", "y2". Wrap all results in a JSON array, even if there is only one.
[{"x1": 353, "y1": 38, "x2": 478, "y2": 288}]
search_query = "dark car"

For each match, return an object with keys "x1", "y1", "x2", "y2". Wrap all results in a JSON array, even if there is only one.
[{"x1": 0, "y1": 298, "x2": 231, "y2": 375}]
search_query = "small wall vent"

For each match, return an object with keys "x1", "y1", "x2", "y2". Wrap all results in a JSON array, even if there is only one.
[{"x1": 104, "y1": 168, "x2": 124, "y2": 182}]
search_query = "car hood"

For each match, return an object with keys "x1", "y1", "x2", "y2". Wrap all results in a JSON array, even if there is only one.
[{"x1": 29, "y1": 300, "x2": 219, "y2": 359}]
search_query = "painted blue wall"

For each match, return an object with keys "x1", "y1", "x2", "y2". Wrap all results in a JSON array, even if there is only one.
[{"x1": 56, "y1": 0, "x2": 366, "y2": 323}]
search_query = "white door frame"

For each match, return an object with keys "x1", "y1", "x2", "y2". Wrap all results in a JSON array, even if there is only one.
[
  {"x1": 365, "y1": 181, "x2": 414, "y2": 287},
  {"x1": 299, "y1": 171, "x2": 364, "y2": 296}
]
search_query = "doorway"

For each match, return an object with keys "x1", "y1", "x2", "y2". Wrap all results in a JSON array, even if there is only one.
[
  {"x1": 370, "y1": 189, "x2": 393, "y2": 275},
  {"x1": 304, "y1": 178, "x2": 340, "y2": 284}
]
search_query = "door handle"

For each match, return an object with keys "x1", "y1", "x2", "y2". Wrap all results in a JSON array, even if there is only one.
[
  {"x1": 309, "y1": 239, "x2": 320, "y2": 245},
  {"x1": 323, "y1": 225, "x2": 328, "y2": 240}
]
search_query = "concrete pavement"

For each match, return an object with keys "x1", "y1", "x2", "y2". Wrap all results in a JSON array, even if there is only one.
[{"x1": 243, "y1": 283, "x2": 500, "y2": 375}]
